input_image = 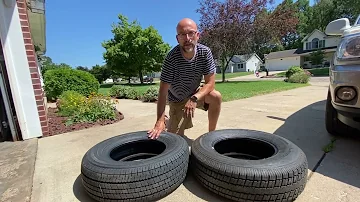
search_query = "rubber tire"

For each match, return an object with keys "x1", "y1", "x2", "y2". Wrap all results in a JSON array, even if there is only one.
[
  {"x1": 325, "y1": 90, "x2": 351, "y2": 135},
  {"x1": 81, "y1": 131, "x2": 189, "y2": 202},
  {"x1": 191, "y1": 129, "x2": 308, "y2": 202}
]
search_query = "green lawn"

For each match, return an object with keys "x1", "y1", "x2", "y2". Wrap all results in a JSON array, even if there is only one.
[
  {"x1": 215, "y1": 72, "x2": 253, "y2": 80},
  {"x1": 308, "y1": 67, "x2": 329, "y2": 76},
  {"x1": 215, "y1": 81, "x2": 309, "y2": 102},
  {"x1": 99, "y1": 80, "x2": 309, "y2": 102}
]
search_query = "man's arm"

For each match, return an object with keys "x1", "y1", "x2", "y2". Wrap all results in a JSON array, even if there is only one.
[
  {"x1": 194, "y1": 48, "x2": 216, "y2": 100},
  {"x1": 156, "y1": 81, "x2": 170, "y2": 123}
]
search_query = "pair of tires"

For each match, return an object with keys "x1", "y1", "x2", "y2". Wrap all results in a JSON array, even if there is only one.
[{"x1": 81, "y1": 129, "x2": 308, "y2": 202}]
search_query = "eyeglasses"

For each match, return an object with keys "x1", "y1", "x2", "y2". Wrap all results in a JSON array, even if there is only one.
[{"x1": 177, "y1": 31, "x2": 198, "y2": 39}]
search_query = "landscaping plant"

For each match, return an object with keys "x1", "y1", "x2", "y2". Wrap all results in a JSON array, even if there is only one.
[
  {"x1": 44, "y1": 67, "x2": 100, "y2": 100},
  {"x1": 57, "y1": 91, "x2": 117, "y2": 126},
  {"x1": 141, "y1": 86, "x2": 159, "y2": 102},
  {"x1": 285, "y1": 66, "x2": 304, "y2": 78},
  {"x1": 288, "y1": 72, "x2": 311, "y2": 84}
]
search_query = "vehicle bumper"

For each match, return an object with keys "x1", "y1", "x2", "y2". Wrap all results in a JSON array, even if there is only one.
[
  {"x1": 330, "y1": 64, "x2": 360, "y2": 129},
  {"x1": 330, "y1": 65, "x2": 360, "y2": 107}
]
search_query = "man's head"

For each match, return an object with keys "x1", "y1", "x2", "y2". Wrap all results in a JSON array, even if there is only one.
[{"x1": 176, "y1": 18, "x2": 200, "y2": 53}]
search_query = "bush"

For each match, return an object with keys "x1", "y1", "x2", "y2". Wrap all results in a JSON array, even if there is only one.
[
  {"x1": 57, "y1": 91, "x2": 117, "y2": 125},
  {"x1": 285, "y1": 66, "x2": 303, "y2": 78},
  {"x1": 141, "y1": 86, "x2": 159, "y2": 102},
  {"x1": 57, "y1": 91, "x2": 86, "y2": 117},
  {"x1": 288, "y1": 72, "x2": 311, "y2": 84},
  {"x1": 109, "y1": 85, "x2": 140, "y2": 99},
  {"x1": 44, "y1": 68, "x2": 99, "y2": 100}
]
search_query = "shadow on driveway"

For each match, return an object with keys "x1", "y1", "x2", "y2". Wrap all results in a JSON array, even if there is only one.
[{"x1": 272, "y1": 100, "x2": 360, "y2": 189}]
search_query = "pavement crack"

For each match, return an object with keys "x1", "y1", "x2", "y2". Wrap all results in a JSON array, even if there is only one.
[{"x1": 308, "y1": 152, "x2": 327, "y2": 180}]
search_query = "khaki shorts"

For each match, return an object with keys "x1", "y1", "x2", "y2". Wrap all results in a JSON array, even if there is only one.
[{"x1": 167, "y1": 85, "x2": 209, "y2": 134}]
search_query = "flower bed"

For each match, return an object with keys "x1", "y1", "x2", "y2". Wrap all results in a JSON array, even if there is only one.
[
  {"x1": 46, "y1": 91, "x2": 124, "y2": 136},
  {"x1": 47, "y1": 108, "x2": 124, "y2": 136}
]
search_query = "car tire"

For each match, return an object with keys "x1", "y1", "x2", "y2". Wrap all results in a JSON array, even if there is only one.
[
  {"x1": 81, "y1": 131, "x2": 189, "y2": 202},
  {"x1": 190, "y1": 129, "x2": 308, "y2": 202},
  {"x1": 325, "y1": 90, "x2": 350, "y2": 135}
]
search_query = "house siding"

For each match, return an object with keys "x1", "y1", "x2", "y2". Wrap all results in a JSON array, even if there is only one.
[
  {"x1": 324, "y1": 37, "x2": 341, "y2": 48},
  {"x1": 16, "y1": 0, "x2": 49, "y2": 136},
  {"x1": 246, "y1": 55, "x2": 260, "y2": 72}
]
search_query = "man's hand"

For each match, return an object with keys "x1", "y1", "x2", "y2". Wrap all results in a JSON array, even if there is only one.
[
  {"x1": 147, "y1": 120, "x2": 166, "y2": 139},
  {"x1": 184, "y1": 99, "x2": 197, "y2": 118}
]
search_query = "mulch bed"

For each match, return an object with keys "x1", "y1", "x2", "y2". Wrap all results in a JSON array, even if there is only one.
[{"x1": 46, "y1": 108, "x2": 124, "y2": 136}]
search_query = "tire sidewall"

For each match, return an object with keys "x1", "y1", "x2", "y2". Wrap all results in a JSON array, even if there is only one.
[{"x1": 82, "y1": 131, "x2": 188, "y2": 170}]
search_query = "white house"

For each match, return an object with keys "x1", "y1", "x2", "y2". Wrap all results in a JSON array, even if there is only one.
[
  {"x1": 216, "y1": 53, "x2": 263, "y2": 73},
  {"x1": 265, "y1": 29, "x2": 341, "y2": 71}
]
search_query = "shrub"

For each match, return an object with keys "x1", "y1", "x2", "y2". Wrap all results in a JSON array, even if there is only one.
[
  {"x1": 44, "y1": 68, "x2": 99, "y2": 100},
  {"x1": 57, "y1": 91, "x2": 117, "y2": 125},
  {"x1": 109, "y1": 85, "x2": 140, "y2": 99},
  {"x1": 288, "y1": 72, "x2": 311, "y2": 84},
  {"x1": 141, "y1": 86, "x2": 159, "y2": 102},
  {"x1": 57, "y1": 91, "x2": 86, "y2": 117},
  {"x1": 285, "y1": 66, "x2": 303, "y2": 78}
]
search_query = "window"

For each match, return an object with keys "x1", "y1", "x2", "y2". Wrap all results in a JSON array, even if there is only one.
[
  {"x1": 237, "y1": 64, "x2": 244, "y2": 69},
  {"x1": 306, "y1": 39, "x2": 325, "y2": 50},
  {"x1": 312, "y1": 38, "x2": 319, "y2": 49}
]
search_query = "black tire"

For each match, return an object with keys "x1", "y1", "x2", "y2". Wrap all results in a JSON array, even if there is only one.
[
  {"x1": 325, "y1": 90, "x2": 351, "y2": 135},
  {"x1": 191, "y1": 129, "x2": 308, "y2": 202},
  {"x1": 81, "y1": 131, "x2": 189, "y2": 202}
]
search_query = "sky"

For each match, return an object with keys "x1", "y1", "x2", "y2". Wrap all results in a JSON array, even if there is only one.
[{"x1": 45, "y1": 0, "x2": 300, "y2": 68}]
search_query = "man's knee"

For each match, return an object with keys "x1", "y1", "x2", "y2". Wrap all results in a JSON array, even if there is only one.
[{"x1": 205, "y1": 89, "x2": 222, "y2": 104}]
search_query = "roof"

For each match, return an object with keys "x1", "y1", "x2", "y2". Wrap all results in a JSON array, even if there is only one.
[
  {"x1": 215, "y1": 53, "x2": 262, "y2": 66},
  {"x1": 231, "y1": 53, "x2": 263, "y2": 63},
  {"x1": 301, "y1": 29, "x2": 327, "y2": 43},
  {"x1": 265, "y1": 49, "x2": 302, "y2": 60},
  {"x1": 265, "y1": 46, "x2": 338, "y2": 60}
]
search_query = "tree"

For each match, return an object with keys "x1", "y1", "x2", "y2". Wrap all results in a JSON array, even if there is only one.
[
  {"x1": 88, "y1": 64, "x2": 113, "y2": 83},
  {"x1": 309, "y1": 49, "x2": 325, "y2": 66},
  {"x1": 102, "y1": 14, "x2": 171, "y2": 84},
  {"x1": 76, "y1": 66, "x2": 89, "y2": 72},
  {"x1": 197, "y1": 0, "x2": 271, "y2": 82}
]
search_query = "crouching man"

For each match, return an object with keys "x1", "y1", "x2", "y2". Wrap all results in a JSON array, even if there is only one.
[{"x1": 147, "y1": 18, "x2": 222, "y2": 139}]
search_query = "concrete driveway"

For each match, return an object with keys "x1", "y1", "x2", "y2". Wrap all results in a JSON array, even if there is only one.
[{"x1": 12, "y1": 78, "x2": 360, "y2": 202}]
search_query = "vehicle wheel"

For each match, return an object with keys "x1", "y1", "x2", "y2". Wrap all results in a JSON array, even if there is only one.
[
  {"x1": 191, "y1": 129, "x2": 308, "y2": 202},
  {"x1": 81, "y1": 131, "x2": 189, "y2": 202},
  {"x1": 325, "y1": 91, "x2": 350, "y2": 135}
]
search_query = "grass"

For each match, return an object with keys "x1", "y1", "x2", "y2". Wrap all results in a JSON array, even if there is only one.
[
  {"x1": 99, "y1": 80, "x2": 309, "y2": 102},
  {"x1": 275, "y1": 72, "x2": 287, "y2": 77},
  {"x1": 215, "y1": 72, "x2": 253, "y2": 80},
  {"x1": 216, "y1": 81, "x2": 309, "y2": 102},
  {"x1": 322, "y1": 137, "x2": 337, "y2": 153},
  {"x1": 308, "y1": 67, "x2": 329, "y2": 76}
]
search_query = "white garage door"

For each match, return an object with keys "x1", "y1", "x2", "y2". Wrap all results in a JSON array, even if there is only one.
[{"x1": 266, "y1": 56, "x2": 301, "y2": 71}]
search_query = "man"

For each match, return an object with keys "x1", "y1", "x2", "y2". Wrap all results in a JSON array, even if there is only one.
[{"x1": 147, "y1": 18, "x2": 222, "y2": 139}]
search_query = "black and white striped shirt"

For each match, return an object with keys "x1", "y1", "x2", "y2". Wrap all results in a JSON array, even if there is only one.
[{"x1": 160, "y1": 43, "x2": 216, "y2": 102}]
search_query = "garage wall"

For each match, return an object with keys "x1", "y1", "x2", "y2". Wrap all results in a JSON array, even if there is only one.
[
  {"x1": 0, "y1": 0, "x2": 48, "y2": 139},
  {"x1": 17, "y1": 0, "x2": 48, "y2": 137},
  {"x1": 265, "y1": 56, "x2": 301, "y2": 71}
]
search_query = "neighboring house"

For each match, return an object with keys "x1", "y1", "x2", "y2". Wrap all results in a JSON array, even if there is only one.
[
  {"x1": 0, "y1": 0, "x2": 48, "y2": 142},
  {"x1": 265, "y1": 29, "x2": 341, "y2": 71},
  {"x1": 216, "y1": 53, "x2": 263, "y2": 73}
]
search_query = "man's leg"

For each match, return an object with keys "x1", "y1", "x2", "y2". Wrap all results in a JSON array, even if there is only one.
[
  {"x1": 197, "y1": 89, "x2": 222, "y2": 131},
  {"x1": 167, "y1": 101, "x2": 193, "y2": 136}
]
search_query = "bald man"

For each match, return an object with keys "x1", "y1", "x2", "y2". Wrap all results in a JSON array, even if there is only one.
[{"x1": 147, "y1": 18, "x2": 222, "y2": 139}]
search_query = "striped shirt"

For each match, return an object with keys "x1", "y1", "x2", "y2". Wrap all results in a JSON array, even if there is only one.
[{"x1": 160, "y1": 43, "x2": 216, "y2": 102}]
